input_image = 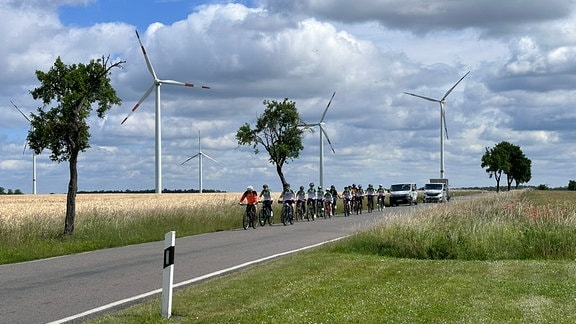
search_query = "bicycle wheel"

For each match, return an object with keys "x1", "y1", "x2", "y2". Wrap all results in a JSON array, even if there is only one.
[
  {"x1": 259, "y1": 208, "x2": 266, "y2": 226},
  {"x1": 299, "y1": 204, "x2": 305, "y2": 221},
  {"x1": 243, "y1": 210, "x2": 249, "y2": 230},
  {"x1": 267, "y1": 208, "x2": 273, "y2": 225},
  {"x1": 306, "y1": 202, "x2": 314, "y2": 221},
  {"x1": 317, "y1": 201, "x2": 324, "y2": 219}
]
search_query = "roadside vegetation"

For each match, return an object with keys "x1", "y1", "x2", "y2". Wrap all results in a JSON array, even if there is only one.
[{"x1": 85, "y1": 189, "x2": 576, "y2": 323}]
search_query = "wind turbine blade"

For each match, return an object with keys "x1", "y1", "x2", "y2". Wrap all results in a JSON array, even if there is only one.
[
  {"x1": 441, "y1": 71, "x2": 470, "y2": 101},
  {"x1": 202, "y1": 152, "x2": 218, "y2": 163},
  {"x1": 135, "y1": 30, "x2": 158, "y2": 80},
  {"x1": 320, "y1": 126, "x2": 335, "y2": 154},
  {"x1": 441, "y1": 106, "x2": 449, "y2": 140},
  {"x1": 404, "y1": 92, "x2": 439, "y2": 103},
  {"x1": 160, "y1": 79, "x2": 211, "y2": 89},
  {"x1": 320, "y1": 91, "x2": 336, "y2": 123},
  {"x1": 10, "y1": 100, "x2": 31, "y2": 122},
  {"x1": 181, "y1": 153, "x2": 201, "y2": 165},
  {"x1": 121, "y1": 84, "x2": 155, "y2": 124}
]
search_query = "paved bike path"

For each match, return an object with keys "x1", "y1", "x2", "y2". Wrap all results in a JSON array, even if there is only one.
[{"x1": 0, "y1": 207, "x2": 416, "y2": 323}]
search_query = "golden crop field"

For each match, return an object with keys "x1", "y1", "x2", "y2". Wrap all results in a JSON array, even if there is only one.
[{"x1": 0, "y1": 192, "x2": 251, "y2": 226}]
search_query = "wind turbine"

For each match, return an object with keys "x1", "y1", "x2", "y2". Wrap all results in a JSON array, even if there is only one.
[
  {"x1": 301, "y1": 92, "x2": 336, "y2": 189},
  {"x1": 10, "y1": 100, "x2": 37, "y2": 194},
  {"x1": 404, "y1": 71, "x2": 470, "y2": 179},
  {"x1": 181, "y1": 131, "x2": 217, "y2": 193},
  {"x1": 121, "y1": 30, "x2": 210, "y2": 193}
]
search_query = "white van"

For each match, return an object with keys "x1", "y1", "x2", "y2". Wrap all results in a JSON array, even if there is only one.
[{"x1": 389, "y1": 183, "x2": 418, "y2": 206}]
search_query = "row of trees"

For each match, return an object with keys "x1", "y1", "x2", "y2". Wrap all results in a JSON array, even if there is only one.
[
  {"x1": 0, "y1": 187, "x2": 23, "y2": 195},
  {"x1": 481, "y1": 141, "x2": 532, "y2": 192}
]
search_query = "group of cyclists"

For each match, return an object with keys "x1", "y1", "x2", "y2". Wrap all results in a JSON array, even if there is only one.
[{"x1": 239, "y1": 182, "x2": 388, "y2": 226}]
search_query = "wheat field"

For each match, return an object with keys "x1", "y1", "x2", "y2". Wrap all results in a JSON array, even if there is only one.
[{"x1": 0, "y1": 193, "x2": 248, "y2": 226}]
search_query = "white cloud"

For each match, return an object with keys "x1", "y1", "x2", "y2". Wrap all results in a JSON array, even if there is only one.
[{"x1": 2, "y1": 0, "x2": 576, "y2": 193}]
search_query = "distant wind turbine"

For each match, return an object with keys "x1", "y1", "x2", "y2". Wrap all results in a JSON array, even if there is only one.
[
  {"x1": 10, "y1": 100, "x2": 37, "y2": 195},
  {"x1": 181, "y1": 131, "x2": 217, "y2": 193},
  {"x1": 300, "y1": 92, "x2": 336, "y2": 189},
  {"x1": 404, "y1": 71, "x2": 470, "y2": 179},
  {"x1": 121, "y1": 30, "x2": 210, "y2": 193}
]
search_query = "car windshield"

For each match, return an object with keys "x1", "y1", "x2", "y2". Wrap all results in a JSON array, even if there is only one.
[
  {"x1": 425, "y1": 184, "x2": 443, "y2": 190},
  {"x1": 390, "y1": 184, "x2": 410, "y2": 191}
]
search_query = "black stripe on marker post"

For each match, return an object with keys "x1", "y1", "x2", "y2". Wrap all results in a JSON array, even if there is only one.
[{"x1": 163, "y1": 246, "x2": 175, "y2": 268}]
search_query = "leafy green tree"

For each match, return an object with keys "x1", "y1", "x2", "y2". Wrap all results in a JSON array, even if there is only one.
[
  {"x1": 236, "y1": 98, "x2": 307, "y2": 187},
  {"x1": 481, "y1": 143, "x2": 511, "y2": 192},
  {"x1": 0, "y1": 187, "x2": 5, "y2": 194},
  {"x1": 481, "y1": 141, "x2": 532, "y2": 192},
  {"x1": 568, "y1": 180, "x2": 576, "y2": 191},
  {"x1": 28, "y1": 56, "x2": 124, "y2": 235}
]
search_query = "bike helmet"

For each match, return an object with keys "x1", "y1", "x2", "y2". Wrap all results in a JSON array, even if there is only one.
[
  {"x1": 263, "y1": 184, "x2": 268, "y2": 188},
  {"x1": 300, "y1": 185, "x2": 304, "y2": 190},
  {"x1": 284, "y1": 183, "x2": 290, "y2": 188},
  {"x1": 318, "y1": 186, "x2": 322, "y2": 190},
  {"x1": 247, "y1": 185, "x2": 253, "y2": 191},
  {"x1": 309, "y1": 182, "x2": 314, "y2": 187}
]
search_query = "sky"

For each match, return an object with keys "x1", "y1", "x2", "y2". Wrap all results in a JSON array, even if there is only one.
[{"x1": 1, "y1": 0, "x2": 576, "y2": 194}]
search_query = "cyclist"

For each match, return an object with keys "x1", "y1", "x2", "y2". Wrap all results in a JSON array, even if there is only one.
[
  {"x1": 316, "y1": 186, "x2": 325, "y2": 217},
  {"x1": 366, "y1": 184, "x2": 375, "y2": 212},
  {"x1": 323, "y1": 188, "x2": 333, "y2": 217},
  {"x1": 279, "y1": 183, "x2": 296, "y2": 222},
  {"x1": 355, "y1": 184, "x2": 365, "y2": 214},
  {"x1": 239, "y1": 185, "x2": 258, "y2": 217},
  {"x1": 296, "y1": 185, "x2": 307, "y2": 219},
  {"x1": 377, "y1": 184, "x2": 386, "y2": 209},
  {"x1": 259, "y1": 184, "x2": 274, "y2": 218},
  {"x1": 329, "y1": 185, "x2": 339, "y2": 216},
  {"x1": 342, "y1": 186, "x2": 353, "y2": 216},
  {"x1": 306, "y1": 182, "x2": 317, "y2": 217}
]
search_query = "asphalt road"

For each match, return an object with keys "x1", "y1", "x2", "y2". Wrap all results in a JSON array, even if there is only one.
[{"x1": 0, "y1": 204, "x2": 422, "y2": 324}]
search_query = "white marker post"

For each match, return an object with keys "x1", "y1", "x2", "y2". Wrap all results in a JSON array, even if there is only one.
[{"x1": 162, "y1": 231, "x2": 175, "y2": 319}]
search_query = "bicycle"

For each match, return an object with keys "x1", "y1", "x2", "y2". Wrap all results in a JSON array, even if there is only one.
[
  {"x1": 306, "y1": 199, "x2": 315, "y2": 221},
  {"x1": 343, "y1": 198, "x2": 352, "y2": 217},
  {"x1": 355, "y1": 197, "x2": 363, "y2": 215},
  {"x1": 316, "y1": 199, "x2": 325, "y2": 219},
  {"x1": 279, "y1": 200, "x2": 294, "y2": 226},
  {"x1": 377, "y1": 195, "x2": 385, "y2": 211},
  {"x1": 324, "y1": 200, "x2": 332, "y2": 219},
  {"x1": 239, "y1": 203, "x2": 257, "y2": 230},
  {"x1": 367, "y1": 196, "x2": 374, "y2": 213},
  {"x1": 259, "y1": 202, "x2": 273, "y2": 226},
  {"x1": 295, "y1": 200, "x2": 306, "y2": 221}
]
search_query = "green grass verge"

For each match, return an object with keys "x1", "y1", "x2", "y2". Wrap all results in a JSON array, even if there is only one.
[{"x1": 88, "y1": 250, "x2": 576, "y2": 323}]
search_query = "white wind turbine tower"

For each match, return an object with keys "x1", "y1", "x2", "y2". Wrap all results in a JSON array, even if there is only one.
[
  {"x1": 121, "y1": 30, "x2": 210, "y2": 193},
  {"x1": 181, "y1": 131, "x2": 217, "y2": 193},
  {"x1": 10, "y1": 100, "x2": 37, "y2": 194},
  {"x1": 301, "y1": 92, "x2": 336, "y2": 189},
  {"x1": 404, "y1": 71, "x2": 470, "y2": 179}
]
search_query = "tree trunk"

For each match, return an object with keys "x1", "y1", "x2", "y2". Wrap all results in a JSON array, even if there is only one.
[
  {"x1": 64, "y1": 151, "x2": 79, "y2": 235},
  {"x1": 275, "y1": 163, "x2": 288, "y2": 188},
  {"x1": 495, "y1": 171, "x2": 501, "y2": 193}
]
